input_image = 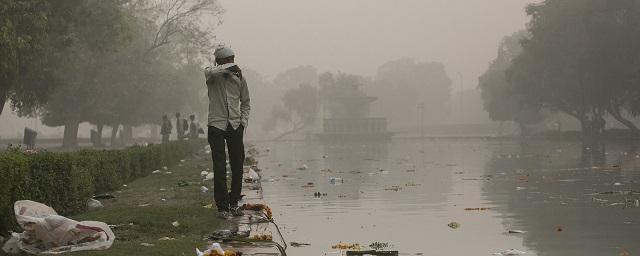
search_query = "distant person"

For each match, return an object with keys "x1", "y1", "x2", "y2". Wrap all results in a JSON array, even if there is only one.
[
  {"x1": 188, "y1": 114, "x2": 202, "y2": 140},
  {"x1": 204, "y1": 46, "x2": 251, "y2": 218},
  {"x1": 175, "y1": 112, "x2": 187, "y2": 140},
  {"x1": 160, "y1": 115, "x2": 172, "y2": 143}
]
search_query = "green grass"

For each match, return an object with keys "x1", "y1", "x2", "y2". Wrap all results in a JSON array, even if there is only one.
[{"x1": 69, "y1": 151, "x2": 222, "y2": 256}]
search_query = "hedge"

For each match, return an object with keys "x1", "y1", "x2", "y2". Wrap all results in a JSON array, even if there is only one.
[{"x1": 0, "y1": 140, "x2": 203, "y2": 235}]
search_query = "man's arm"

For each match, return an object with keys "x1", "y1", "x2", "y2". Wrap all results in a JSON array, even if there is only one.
[{"x1": 239, "y1": 77, "x2": 251, "y2": 128}]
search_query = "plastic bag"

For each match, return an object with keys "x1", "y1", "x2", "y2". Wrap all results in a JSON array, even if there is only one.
[
  {"x1": 243, "y1": 167, "x2": 260, "y2": 183},
  {"x1": 7, "y1": 200, "x2": 115, "y2": 254}
]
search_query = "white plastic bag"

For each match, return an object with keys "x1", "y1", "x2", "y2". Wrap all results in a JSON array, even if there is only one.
[
  {"x1": 196, "y1": 242, "x2": 225, "y2": 256},
  {"x1": 9, "y1": 200, "x2": 115, "y2": 254}
]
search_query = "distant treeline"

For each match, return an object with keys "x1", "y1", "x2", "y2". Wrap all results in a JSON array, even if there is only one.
[
  {"x1": 480, "y1": 0, "x2": 640, "y2": 142},
  {"x1": 0, "y1": 0, "x2": 221, "y2": 148}
]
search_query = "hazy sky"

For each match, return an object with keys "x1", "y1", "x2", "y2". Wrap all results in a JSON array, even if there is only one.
[{"x1": 215, "y1": 0, "x2": 533, "y2": 91}]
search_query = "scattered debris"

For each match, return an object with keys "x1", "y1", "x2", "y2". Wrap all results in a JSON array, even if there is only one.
[
  {"x1": 493, "y1": 249, "x2": 526, "y2": 255},
  {"x1": 172, "y1": 221, "x2": 180, "y2": 227},
  {"x1": 250, "y1": 234, "x2": 273, "y2": 241},
  {"x1": 369, "y1": 241, "x2": 390, "y2": 250},
  {"x1": 196, "y1": 242, "x2": 237, "y2": 256},
  {"x1": 405, "y1": 182, "x2": 421, "y2": 187},
  {"x1": 158, "y1": 237, "x2": 176, "y2": 241},
  {"x1": 241, "y1": 203, "x2": 273, "y2": 219},
  {"x1": 329, "y1": 177, "x2": 343, "y2": 185},
  {"x1": 201, "y1": 186, "x2": 209, "y2": 193},
  {"x1": 290, "y1": 242, "x2": 311, "y2": 247},
  {"x1": 87, "y1": 198, "x2": 104, "y2": 209},
  {"x1": 93, "y1": 194, "x2": 115, "y2": 200},
  {"x1": 332, "y1": 242, "x2": 363, "y2": 250},
  {"x1": 244, "y1": 168, "x2": 260, "y2": 183},
  {"x1": 384, "y1": 186, "x2": 402, "y2": 192},
  {"x1": 464, "y1": 207, "x2": 491, "y2": 211},
  {"x1": 448, "y1": 222, "x2": 460, "y2": 229},
  {"x1": 588, "y1": 191, "x2": 640, "y2": 196},
  {"x1": 314, "y1": 192, "x2": 327, "y2": 198}
]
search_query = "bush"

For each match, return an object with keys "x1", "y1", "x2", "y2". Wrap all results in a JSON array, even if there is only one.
[{"x1": 0, "y1": 140, "x2": 203, "y2": 235}]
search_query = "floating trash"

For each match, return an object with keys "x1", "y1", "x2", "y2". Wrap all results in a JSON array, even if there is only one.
[
  {"x1": 290, "y1": 242, "x2": 311, "y2": 247},
  {"x1": 493, "y1": 249, "x2": 526, "y2": 255},
  {"x1": 329, "y1": 177, "x2": 344, "y2": 184},
  {"x1": 331, "y1": 242, "x2": 363, "y2": 250},
  {"x1": 448, "y1": 222, "x2": 460, "y2": 229}
]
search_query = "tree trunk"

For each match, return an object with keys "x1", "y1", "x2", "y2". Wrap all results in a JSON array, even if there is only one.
[
  {"x1": 122, "y1": 125, "x2": 133, "y2": 144},
  {"x1": 608, "y1": 107, "x2": 639, "y2": 138},
  {"x1": 0, "y1": 90, "x2": 7, "y2": 117},
  {"x1": 96, "y1": 123, "x2": 104, "y2": 146},
  {"x1": 111, "y1": 124, "x2": 120, "y2": 147},
  {"x1": 62, "y1": 120, "x2": 80, "y2": 149}
]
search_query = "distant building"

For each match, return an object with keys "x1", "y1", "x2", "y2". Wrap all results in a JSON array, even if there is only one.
[{"x1": 316, "y1": 82, "x2": 392, "y2": 142}]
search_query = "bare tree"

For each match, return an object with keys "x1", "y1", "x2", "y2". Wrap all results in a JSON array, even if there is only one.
[{"x1": 125, "y1": 0, "x2": 223, "y2": 61}]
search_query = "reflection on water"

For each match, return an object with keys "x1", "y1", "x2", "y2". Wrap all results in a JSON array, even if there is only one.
[
  {"x1": 252, "y1": 139, "x2": 640, "y2": 255},
  {"x1": 484, "y1": 142, "x2": 640, "y2": 256}
]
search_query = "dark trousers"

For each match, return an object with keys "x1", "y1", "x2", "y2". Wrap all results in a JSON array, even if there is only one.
[{"x1": 208, "y1": 124, "x2": 245, "y2": 211}]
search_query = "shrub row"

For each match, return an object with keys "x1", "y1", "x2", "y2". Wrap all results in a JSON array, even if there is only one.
[{"x1": 0, "y1": 140, "x2": 203, "y2": 235}]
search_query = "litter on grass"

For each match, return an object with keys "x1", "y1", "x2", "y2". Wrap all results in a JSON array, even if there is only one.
[
  {"x1": 3, "y1": 200, "x2": 114, "y2": 254},
  {"x1": 87, "y1": 199, "x2": 104, "y2": 209}
]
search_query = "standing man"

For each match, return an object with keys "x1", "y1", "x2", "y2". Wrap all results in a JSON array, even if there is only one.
[
  {"x1": 204, "y1": 46, "x2": 250, "y2": 218},
  {"x1": 175, "y1": 112, "x2": 186, "y2": 140},
  {"x1": 160, "y1": 115, "x2": 172, "y2": 143},
  {"x1": 189, "y1": 114, "x2": 200, "y2": 139}
]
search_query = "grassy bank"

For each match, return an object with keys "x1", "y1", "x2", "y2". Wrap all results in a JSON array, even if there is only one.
[
  {"x1": 70, "y1": 150, "x2": 221, "y2": 255},
  {"x1": 0, "y1": 141, "x2": 201, "y2": 235}
]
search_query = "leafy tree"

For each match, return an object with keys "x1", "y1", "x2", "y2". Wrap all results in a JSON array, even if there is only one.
[
  {"x1": 0, "y1": 0, "x2": 49, "y2": 116},
  {"x1": 479, "y1": 31, "x2": 543, "y2": 136},
  {"x1": 273, "y1": 65, "x2": 318, "y2": 89},
  {"x1": 508, "y1": 0, "x2": 640, "y2": 140}
]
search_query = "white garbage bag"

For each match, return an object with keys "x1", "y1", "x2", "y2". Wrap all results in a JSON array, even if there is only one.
[
  {"x1": 6, "y1": 200, "x2": 115, "y2": 254},
  {"x1": 243, "y1": 167, "x2": 260, "y2": 183}
]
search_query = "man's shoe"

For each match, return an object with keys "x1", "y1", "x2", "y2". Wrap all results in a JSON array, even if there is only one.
[
  {"x1": 230, "y1": 206, "x2": 244, "y2": 217},
  {"x1": 216, "y1": 211, "x2": 231, "y2": 219}
]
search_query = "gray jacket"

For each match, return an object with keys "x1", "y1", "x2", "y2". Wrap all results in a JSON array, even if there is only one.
[{"x1": 204, "y1": 63, "x2": 250, "y2": 131}]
